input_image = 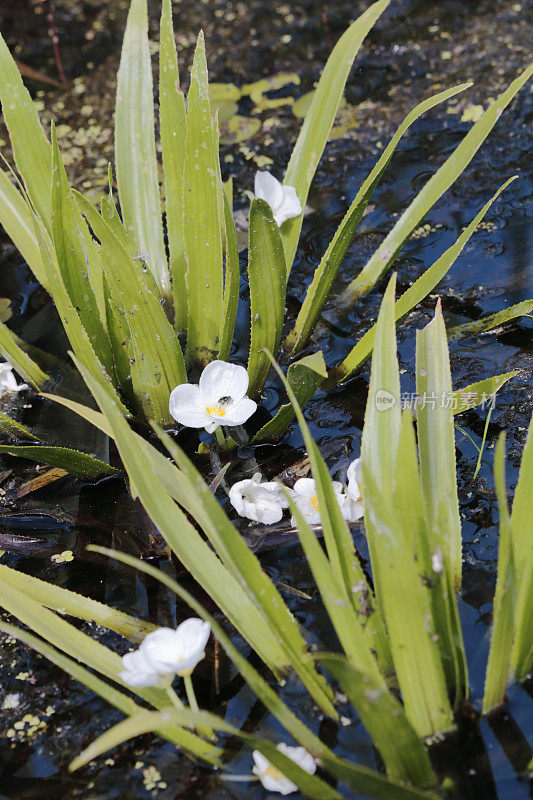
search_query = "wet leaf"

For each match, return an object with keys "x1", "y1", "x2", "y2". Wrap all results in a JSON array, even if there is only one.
[
  {"x1": 448, "y1": 299, "x2": 533, "y2": 339},
  {"x1": 0, "y1": 412, "x2": 39, "y2": 441},
  {"x1": 0, "y1": 444, "x2": 118, "y2": 479},
  {"x1": 0, "y1": 318, "x2": 48, "y2": 389},
  {"x1": 0, "y1": 170, "x2": 48, "y2": 289}
]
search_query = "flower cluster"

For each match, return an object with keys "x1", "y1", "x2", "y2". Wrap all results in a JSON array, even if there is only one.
[
  {"x1": 119, "y1": 618, "x2": 210, "y2": 688},
  {"x1": 229, "y1": 458, "x2": 364, "y2": 527}
]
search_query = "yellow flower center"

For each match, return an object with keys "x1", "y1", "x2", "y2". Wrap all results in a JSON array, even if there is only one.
[
  {"x1": 206, "y1": 406, "x2": 226, "y2": 417},
  {"x1": 264, "y1": 764, "x2": 284, "y2": 781},
  {"x1": 311, "y1": 495, "x2": 319, "y2": 510}
]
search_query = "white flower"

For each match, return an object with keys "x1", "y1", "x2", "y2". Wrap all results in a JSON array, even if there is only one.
[
  {"x1": 169, "y1": 360, "x2": 257, "y2": 433},
  {"x1": 252, "y1": 744, "x2": 317, "y2": 795},
  {"x1": 291, "y1": 477, "x2": 344, "y2": 526},
  {"x1": 0, "y1": 361, "x2": 28, "y2": 396},
  {"x1": 254, "y1": 172, "x2": 302, "y2": 228},
  {"x1": 119, "y1": 618, "x2": 211, "y2": 688},
  {"x1": 342, "y1": 457, "x2": 364, "y2": 522},
  {"x1": 229, "y1": 473, "x2": 290, "y2": 524}
]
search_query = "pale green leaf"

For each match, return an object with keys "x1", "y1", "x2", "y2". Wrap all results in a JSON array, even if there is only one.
[
  {"x1": 0, "y1": 411, "x2": 39, "y2": 441},
  {"x1": 0, "y1": 32, "x2": 52, "y2": 227},
  {"x1": 115, "y1": 0, "x2": 168, "y2": 295},
  {"x1": 159, "y1": 0, "x2": 188, "y2": 332},
  {"x1": 184, "y1": 32, "x2": 224, "y2": 366},
  {"x1": 0, "y1": 168, "x2": 48, "y2": 288},
  {"x1": 452, "y1": 371, "x2": 517, "y2": 415},
  {"x1": 247, "y1": 198, "x2": 286, "y2": 396},
  {"x1": 482, "y1": 434, "x2": 515, "y2": 712},
  {"x1": 218, "y1": 195, "x2": 240, "y2": 361}
]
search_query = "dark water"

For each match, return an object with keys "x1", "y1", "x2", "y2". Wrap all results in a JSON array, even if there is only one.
[{"x1": 0, "y1": 0, "x2": 532, "y2": 798}]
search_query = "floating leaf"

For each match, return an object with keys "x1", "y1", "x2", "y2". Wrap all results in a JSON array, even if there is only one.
[{"x1": 0, "y1": 444, "x2": 118, "y2": 479}]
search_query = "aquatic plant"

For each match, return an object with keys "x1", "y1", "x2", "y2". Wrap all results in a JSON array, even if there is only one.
[
  {"x1": 0, "y1": 0, "x2": 530, "y2": 460},
  {"x1": 0, "y1": 287, "x2": 531, "y2": 797}
]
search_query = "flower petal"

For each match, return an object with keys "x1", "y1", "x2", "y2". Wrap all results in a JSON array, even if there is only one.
[
  {"x1": 292, "y1": 478, "x2": 316, "y2": 498},
  {"x1": 169, "y1": 384, "x2": 209, "y2": 428},
  {"x1": 198, "y1": 360, "x2": 250, "y2": 405},
  {"x1": 223, "y1": 397, "x2": 257, "y2": 427},
  {"x1": 273, "y1": 185, "x2": 302, "y2": 227},
  {"x1": 254, "y1": 171, "x2": 284, "y2": 209}
]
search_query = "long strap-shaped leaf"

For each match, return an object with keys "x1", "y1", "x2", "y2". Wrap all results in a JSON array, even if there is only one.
[
  {"x1": 284, "y1": 82, "x2": 470, "y2": 355},
  {"x1": 281, "y1": 0, "x2": 390, "y2": 271},
  {"x1": 361, "y1": 279, "x2": 454, "y2": 737},
  {"x1": 88, "y1": 545, "x2": 439, "y2": 799},
  {"x1": 0, "y1": 33, "x2": 52, "y2": 228},
  {"x1": 482, "y1": 435, "x2": 515, "y2": 712},
  {"x1": 267, "y1": 352, "x2": 392, "y2": 675},
  {"x1": 217, "y1": 195, "x2": 240, "y2": 361},
  {"x1": 184, "y1": 33, "x2": 224, "y2": 367},
  {"x1": 416, "y1": 302, "x2": 462, "y2": 591},
  {"x1": 509, "y1": 411, "x2": 533, "y2": 679},
  {"x1": 0, "y1": 168, "x2": 48, "y2": 288},
  {"x1": 159, "y1": 0, "x2": 187, "y2": 331},
  {"x1": 342, "y1": 64, "x2": 533, "y2": 304},
  {"x1": 76, "y1": 193, "x2": 186, "y2": 426},
  {"x1": 247, "y1": 198, "x2": 286, "y2": 396},
  {"x1": 0, "y1": 621, "x2": 221, "y2": 764},
  {"x1": 50, "y1": 126, "x2": 113, "y2": 377},
  {"x1": 0, "y1": 318, "x2": 48, "y2": 389},
  {"x1": 115, "y1": 0, "x2": 169, "y2": 296},
  {"x1": 326, "y1": 177, "x2": 516, "y2": 386}
]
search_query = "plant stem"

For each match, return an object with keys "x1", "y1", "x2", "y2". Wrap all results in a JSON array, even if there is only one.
[
  {"x1": 184, "y1": 674, "x2": 214, "y2": 739},
  {"x1": 165, "y1": 685, "x2": 184, "y2": 711},
  {"x1": 214, "y1": 425, "x2": 226, "y2": 449}
]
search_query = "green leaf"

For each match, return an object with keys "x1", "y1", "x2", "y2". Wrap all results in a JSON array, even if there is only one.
[
  {"x1": 448, "y1": 299, "x2": 533, "y2": 340},
  {"x1": 0, "y1": 444, "x2": 117, "y2": 479},
  {"x1": 0, "y1": 412, "x2": 39, "y2": 441},
  {"x1": 33, "y1": 214, "x2": 127, "y2": 410},
  {"x1": 0, "y1": 33, "x2": 52, "y2": 227},
  {"x1": 509, "y1": 411, "x2": 533, "y2": 680},
  {"x1": 76, "y1": 192, "x2": 186, "y2": 426},
  {"x1": 253, "y1": 351, "x2": 327, "y2": 442},
  {"x1": 247, "y1": 198, "x2": 286, "y2": 396},
  {"x1": 266, "y1": 351, "x2": 392, "y2": 676},
  {"x1": 0, "y1": 591, "x2": 220, "y2": 763},
  {"x1": 50, "y1": 126, "x2": 113, "y2": 376},
  {"x1": 184, "y1": 32, "x2": 224, "y2": 367},
  {"x1": 361, "y1": 281, "x2": 454, "y2": 736},
  {"x1": 482, "y1": 434, "x2": 515, "y2": 712},
  {"x1": 284, "y1": 83, "x2": 470, "y2": 355},
  {"x1": 321, "y1": 654, "x2": 436, "y2": 787},
  {"x1": 115, "y1": 0, "x2": 168, "y2": 296},
  {"x1": 0, "y1": 168, "x2": 48, "y2": 288},
  {"x1": 87, "y1": 546, "x2": 439, "y2": 800},
  {"x1": 70, "y1": 706, "x2": 339, "y2": 800},
  {"x1": 68, "y1": 354, "x2": 318, "y2": 690},
  {"x1": 452, "y1": 371, "x2": 517, "y2": 415},
  {"x1": 159, "y1": 0, "x2": 188, "y2": 332},
  {"x1": 0, "y1": 318, "x2": 48, "y2": 389},
  {"x1": 0, "y1": 563, "x2": 153, "y2": 642},
  {"x1": 416, "y1": 301, "x2": 461, "y2": 589},
  {"x1": 217, "y1": 195, "x2": 240, "y2": 361},
  {"x1": 152, "y1": 423, "x2": 336, "y2": 716},
  {"x1": 342, "y1": 65, "x2": 533, "y2": 304},
  {"x1": 281, "y1": 0, "x2": 390, "y2": 270},
  {"x1": 327, "y1": 178, "x2": 517, "y2": 385}
]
